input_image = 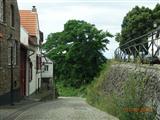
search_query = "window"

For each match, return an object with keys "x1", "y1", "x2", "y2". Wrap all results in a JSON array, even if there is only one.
[
  {"x1": 10, "y1": 5, "x2": 14, "y2": 27},
  {"x1": 36, "y1": 55, "x2": 42, "y2": 70},
  {"x1": 29, "y1": 61, "x2": 32, "y2": 81},
  {"x1": 44, "y1": 65, "x2": 49, "y2": 71},
  {"x1": 0, "y1": 0, "x2": 4, "y2": 22}
]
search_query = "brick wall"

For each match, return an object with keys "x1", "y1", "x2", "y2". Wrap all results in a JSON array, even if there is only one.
[{"x1": 0, "y1": 0, "x2": 20, "y2": 104}]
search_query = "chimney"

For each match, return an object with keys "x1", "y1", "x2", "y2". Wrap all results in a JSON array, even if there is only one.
[{"x1": 32, "y1": 6, "x2": 37, "y2": 12}]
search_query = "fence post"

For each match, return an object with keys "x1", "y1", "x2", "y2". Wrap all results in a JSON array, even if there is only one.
[{"x1": 151, "y1": 32, "x2": 154, "y2": 65}]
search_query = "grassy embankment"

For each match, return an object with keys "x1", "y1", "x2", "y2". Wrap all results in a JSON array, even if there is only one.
[{"x1": 86, "y1": 61, "x2": 156, "y2": 120}]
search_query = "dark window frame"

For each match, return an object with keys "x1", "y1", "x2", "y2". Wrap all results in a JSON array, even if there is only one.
[
  {"x1": 0, "y1": 0, "x2": 4, "y2": 22},
  {"x1": 44, "y1": 65, "x2": 49, "y2": 71},
  {"x1": 29, "y1": 61, "x2": 33, "y2": 81},
  {"x1": 3, "y1": 0, "x2": 5, "y2": 22},
  {"x1": 10, "y1": 4, "x2": 15, "y2": 27},
  {"x1": 36, "y1": 55, "x2": 42, "y2": 71}
]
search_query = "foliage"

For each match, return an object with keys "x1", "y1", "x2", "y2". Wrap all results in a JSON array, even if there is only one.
[
  {"x1": 56, "y1": 82, "x2": 87, "y2": 97},
  {"x1": 117, "y1": 5, "x2": 153, "y2": 54},
  {"x1": 87, "y1": 61, "x2": 156, "y2": 120},
  {"x1": 117, "y1": 4, "x2": 160, "y2": 53},
  {"x1": 115, "y1": 33, "x2": 121, "y2": 43},
  {"x1": 43, "y1": 20, "x2": 113, "y2": 88}
]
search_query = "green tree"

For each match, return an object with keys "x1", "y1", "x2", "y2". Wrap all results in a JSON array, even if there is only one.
[
  {"x1": 43, "y1": 20, "x2": 113, "y2": 88},
  {"x1": 115, "y1": 33, "x2": 121, "y2": 43},
  {"x1": 117, "y1": 6, "x2": 153, "y2": 55}
]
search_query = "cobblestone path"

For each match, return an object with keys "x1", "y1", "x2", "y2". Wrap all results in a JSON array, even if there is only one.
[{"x1": 15, "y1": 97, "x2": 118, "y2": 120}]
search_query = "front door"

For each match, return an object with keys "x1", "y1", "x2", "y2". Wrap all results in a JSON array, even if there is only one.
[{"x1": 20, "y1": 46, "x2": 27, "y2": 96}]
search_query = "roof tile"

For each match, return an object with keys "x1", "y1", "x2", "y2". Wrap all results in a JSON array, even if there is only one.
[{"x1": 19, "y1": 10, "x2": 38, "y2": 36}]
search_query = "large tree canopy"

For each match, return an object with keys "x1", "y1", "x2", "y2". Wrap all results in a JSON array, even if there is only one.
[
  {"x1": 43, "y1": 20, "x2": 113, "y2": 88},
  {"x1": 116, "y1": 4, "x2": 160, "y2": 52},
  {"x1": 116, "y1": 6, "x2": 153, "y2": 51}
]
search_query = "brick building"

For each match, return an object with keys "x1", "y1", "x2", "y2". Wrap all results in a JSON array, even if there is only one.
[{"x1": 0, "y1": 0, "x2": 20, "y2": 105}]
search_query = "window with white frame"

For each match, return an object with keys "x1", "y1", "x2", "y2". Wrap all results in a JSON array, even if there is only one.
[
  {"x1": 0, "y1": 0, "x2": 4, "y2": 22},
  {"x1": 44, "y1": 65, "x2": 49, "y2": 71}
]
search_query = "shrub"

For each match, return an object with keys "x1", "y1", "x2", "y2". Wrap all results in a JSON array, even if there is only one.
[{"x1": 56, "y1": 82, "x2": 87, "y2": 97}]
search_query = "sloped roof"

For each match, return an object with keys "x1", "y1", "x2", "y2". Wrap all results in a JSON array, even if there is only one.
[{"x1": 19, "y1": 10, "x2": 38, "y2": 36}]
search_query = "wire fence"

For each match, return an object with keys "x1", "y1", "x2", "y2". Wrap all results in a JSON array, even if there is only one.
[{"x1": 114, "y1": 27, "x2": 160, "y2": 64}]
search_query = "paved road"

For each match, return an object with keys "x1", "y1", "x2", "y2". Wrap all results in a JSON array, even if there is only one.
[{"x1": 15, "y1": 97, "x2": 118, "y2": 120}]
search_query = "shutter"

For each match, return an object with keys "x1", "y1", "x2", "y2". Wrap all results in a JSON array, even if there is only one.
[{"x1": 36, "y1": 55, "x2": 38, "y2": 70}]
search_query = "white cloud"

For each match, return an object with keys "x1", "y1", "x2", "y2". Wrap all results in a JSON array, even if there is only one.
[{"x1": 18, "y1": 0, "x2": 158, "y2": 3}]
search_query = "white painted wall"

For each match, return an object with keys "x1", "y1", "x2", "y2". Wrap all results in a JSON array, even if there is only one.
[
  {"x1": 20, "y1": 26, "x2": 41, "y2": 95},
  {"x1": 20, "y1": 26, "x2": 28, "y2": 46},
  {"x1": 29, "y1": 21, "x2": 42, "y2": 95},
  {"x1": 29, "y1": 52, "x2": 37, "y2": 95},
  {"x1": 148, "y1": 33, "x2": 160, "y2": 57},
  {"x1": 42, "y1": 57, "x2": 53, "y2": 78},
  {"x1": 20, "y1": 12, "x2": 42, "y2": 95}
]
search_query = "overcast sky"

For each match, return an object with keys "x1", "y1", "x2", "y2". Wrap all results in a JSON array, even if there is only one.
[{"x1": 17, "y1": 0, "x2": 159, "y2": 58}]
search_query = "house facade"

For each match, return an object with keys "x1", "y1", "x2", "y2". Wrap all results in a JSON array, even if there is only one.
[
  {"x1": 0, "y1": 0, "x2": 21, "y2": 105},
  {"x1": 41, "y1": 57, "x2": 53, "y2": 90},
  {"x1": 20, "y1": 6, "x2": 43, "y2": 95}
]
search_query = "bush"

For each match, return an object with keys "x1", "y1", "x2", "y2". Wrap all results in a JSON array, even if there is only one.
[{"x1": 56, "y1": 82, "x2": 87, "y2": 97}]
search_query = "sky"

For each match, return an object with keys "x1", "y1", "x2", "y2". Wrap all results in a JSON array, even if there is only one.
[{"x1": 17, "y1": 0, "x2": 159, "y2": 58}]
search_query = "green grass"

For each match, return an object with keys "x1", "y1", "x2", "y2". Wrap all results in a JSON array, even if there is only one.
[{"x1": 56, "y1": 82, "x2": 87, "y2": 97}]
